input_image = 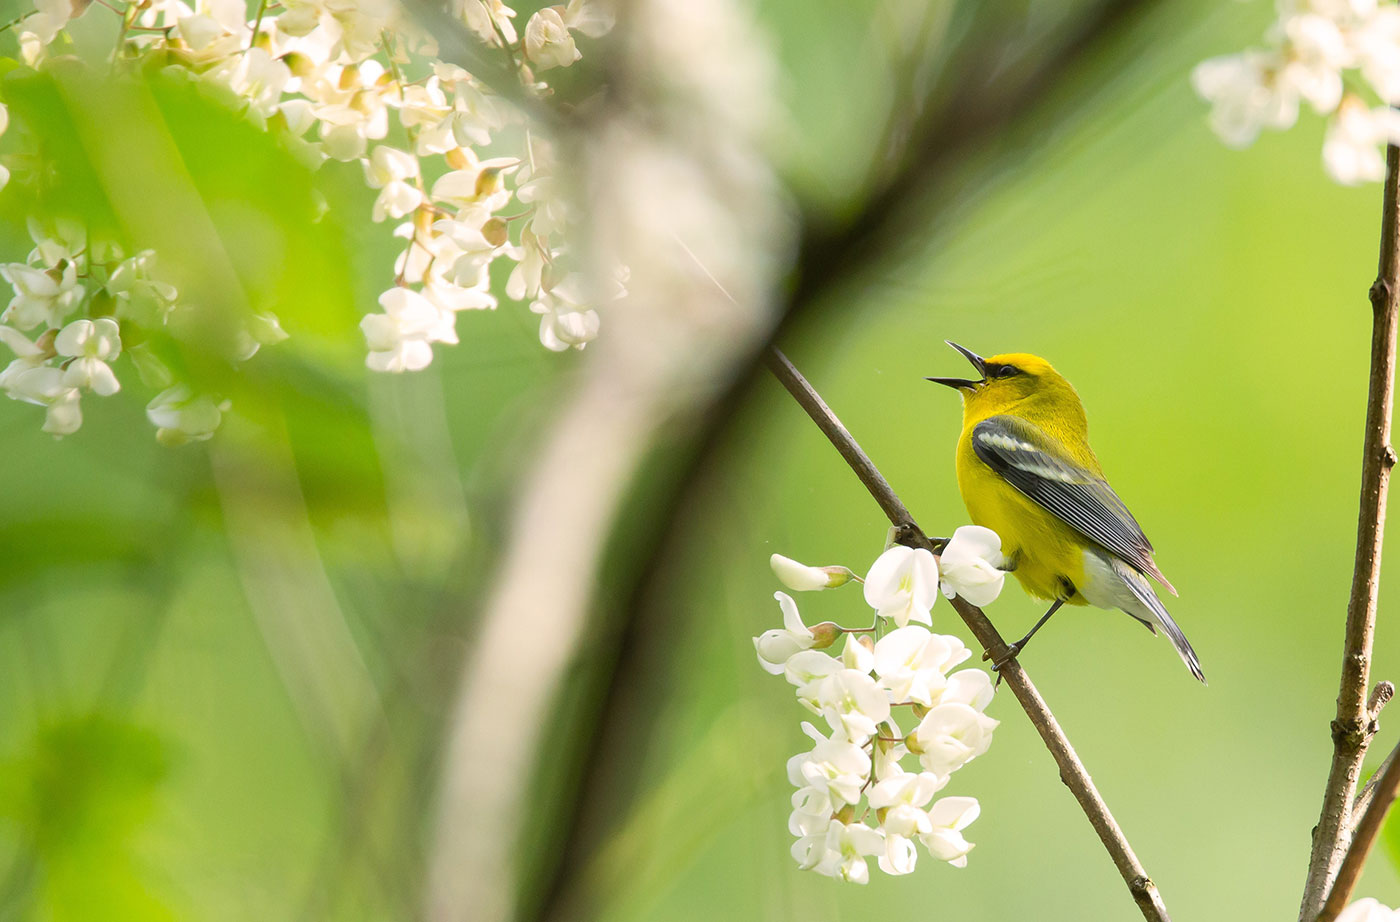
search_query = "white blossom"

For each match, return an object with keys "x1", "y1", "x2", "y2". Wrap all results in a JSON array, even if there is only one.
[
  {"x1": 753, "y1": 591, "x2": 816, "y2": 674},
  {"x1": 783, "y1": 649, "x2": 843, "y2": 713},
  {"x1": 814, "y1": 665, "x2": 890, "y2": 744},
  {"x1": 1192, "y1": 50, "x2": 1301, "y2": 148},
  {"x1": 219, "y1": 48, "x2": 292, "y2": 118},
  {"x1": 872, "y1": 626, "x2": 959, "y2": 707},
  {"x1": 1, "y1": 262, "x2": 83, "y2": 331},
  {"x1": 913, "y1": 702, "x2": 998, "y2": 776},
  {"x1": 1338, "y1": 898, "x2": 1400, "y2": 922},
  {"x1": 506, "y1": 228, "x2": 549, "y2": 301},
  {"x1": 864, "y1": 544, "x2": 940, "y2": 627},
  {"x1": 361, "y1": 287, "x2": 456, "y2": 372},
  {"x1": 42, "y1": 386, "x2": 82, "y2": 436},
  {"x1": 920, "y1": 796, "x2": 980, "y2": 867},
  {"x1": 869, "y1": 768, "x2": 945, "y2": 875},
  {"x1": 55, "y1": 318, "x2": 121, "y2": 396},
  {"x1": 1324, "y1": 95, "x2": 1400, "y2": 184},
  {"x1": 21, "y1": 0, "x2": 75, "y2": 47},
  {"x1": 459, "y1": 0, "x2": 519, "y2": 46},
  {"x1": 562, "y1": 0, "x2": 615, "y2": 38},
  {"x1": 146, "y1": 385, "x2": 228, "y2": 445},
  {"x1": 0, "y1": 325, "x2": 48, "y2": 393},
  {"x1": 787, "y1": 722, "x2": 870, "y2": 808},
  {"x1": 760, "y1": 540, "x2": 998, "y2": 882},
  {"x1": 1355, "y1": 7, "x2": 1400, "y2": 102},
  {"x1": 943, "y1": 668, "x2": 996, "y2": 712},
  {"x1": 364, "y1": 146, "x2": 424, "y2": 223},
  {"x1": 531, "y1": 295, "x2": 599, "y2": 352},
  {"x1": 5, "y1": 364, "x2": 67, "y2": 406},
  {"x1": 1194, "y1": 0, "x2": 1400, "y2": 183},
  {"x1": 524, "y1": 8, "x2": 581, "y2": 70},
  {"x1": 811, "y1": 820, "x2": 884, "y2": 884},
  {"x1": 1278, "y1": 12, "x2": 1349, "y2": 113},
  {"x1": 106, "y1": 250, "x2": 179, "y2": 322},
  {"x1": 939, "y1": 525, "x2": 1007, "y2": 605}
]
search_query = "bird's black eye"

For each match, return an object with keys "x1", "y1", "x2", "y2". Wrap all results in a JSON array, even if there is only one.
[{"x1": 988, "y1": 364, "x2": 1020, "y2": 379}]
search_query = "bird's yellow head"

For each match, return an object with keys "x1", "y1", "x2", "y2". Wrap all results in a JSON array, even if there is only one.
[{"x1": 927, "y1": 342, "x2": 1084, "y2": 426}]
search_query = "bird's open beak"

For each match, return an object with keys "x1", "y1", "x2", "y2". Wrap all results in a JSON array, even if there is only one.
[{"x1": 925, "y1": 341, "x2": 986, "y2": 389}]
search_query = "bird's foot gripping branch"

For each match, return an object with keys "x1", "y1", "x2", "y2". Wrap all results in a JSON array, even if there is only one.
[{"x1": 755, "y1": 534, "x2": 1006, "y2": 883}]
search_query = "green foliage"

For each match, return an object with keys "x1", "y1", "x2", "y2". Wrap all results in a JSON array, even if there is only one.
[{"x1": 0, "y1": 714, "x2": 175, "y2": 921}]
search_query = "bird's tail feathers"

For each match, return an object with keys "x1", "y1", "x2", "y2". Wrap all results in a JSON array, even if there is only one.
[
  {"x1": 1143, "y1": 559, "x2": 1178, "y2": 597},
  {"x1": 1114, "y1": 560, "x2": 1205, "y2": 685}
]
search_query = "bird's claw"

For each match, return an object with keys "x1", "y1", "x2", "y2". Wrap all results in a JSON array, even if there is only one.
[{"x1": 982, "y1": 643, "x2": 1022, "y2": 686}]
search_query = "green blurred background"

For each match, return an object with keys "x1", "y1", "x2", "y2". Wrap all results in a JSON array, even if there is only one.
[{"x1": 0, "y1": 0, "x2": 1394, "y2": 919}]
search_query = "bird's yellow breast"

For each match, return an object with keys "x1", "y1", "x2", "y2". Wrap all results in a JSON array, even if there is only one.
[
  {"x1": 955, "y1": 431, "x2": 1090, "y2": 604},
  {"x1": 951, "y1": 356, "x2": 1099, "y2": 607}
]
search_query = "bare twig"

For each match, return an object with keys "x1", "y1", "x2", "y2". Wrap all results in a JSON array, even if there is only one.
[
  {"x1": 1355, "y1": 735, "x2": 1400, "y2": 823},
  {"x1": 765, "y1": 346, "x2": 1171, "y2": 922},
  {"x1": 1319, "y1": 735, "x2": 1400, "y2": 921},
  {"x1": 1367, "y1": 681, "x2": 1395, "y2": 724},
  {"x1": 1300, "y1": 143, "x2": 1400, "y2": 921}
]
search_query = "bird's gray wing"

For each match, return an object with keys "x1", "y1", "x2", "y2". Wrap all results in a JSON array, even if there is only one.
[{"x1": 970, "y1": 415, "x2": 1174, "y2": 593}]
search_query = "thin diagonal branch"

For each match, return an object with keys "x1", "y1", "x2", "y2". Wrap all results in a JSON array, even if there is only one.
[
  {"x1": 1319, "y1": 735, "x2": 1400, "y2": 922},
  {"x1": 530, "y1": 4, "x2": 1160, "y2": 918},
  {"x1": 1300, "y1": 142, "x2": 1400, "y2": 921},
  {"x1": 765, "y1": 346, "x2": 1171, "y2": 922}
]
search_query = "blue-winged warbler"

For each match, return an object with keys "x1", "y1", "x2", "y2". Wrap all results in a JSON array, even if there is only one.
[{"x1": 928, "y1": 342, "x2": 1205, "y2": 683}]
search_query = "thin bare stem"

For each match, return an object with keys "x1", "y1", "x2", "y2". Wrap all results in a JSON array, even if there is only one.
[
  {"x1": 1355, "y1": 738, "x2": 1400, "y2": 823},
  {"x1": 764, "y1": 346, "x2": 1171, "y2": 922},
  {"x1": 1300, "y1": 142, "x2": 1400, "y2": 921},
  {"x1": 1319, "y1": 735, "x2": 1400, "y2": 921}
]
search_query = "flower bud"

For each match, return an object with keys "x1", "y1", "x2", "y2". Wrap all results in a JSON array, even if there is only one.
[
  {"x1": 481, "y1": 217, "x2": 509, "y2": 247},
  {"x1": 770, "y1": 554, "x2": 855, "y2": 592},
  {"x1": 445, "y1": 148, "x2": 473, "y2": 171},
  {"x1": 475, "y1": 166, "x2": 506, "y2": 199},
  {"x1": 280, "y1": 52, "x2": 316, "y2": 78},
  {"x1": 770, "y1": 553, "x2": 829, "y2": 591},
  {"x1": 809, "y1": 622, "x2": 840, "y2": 649},
  {"x1": 820, "y1": 565, "x2": 856, "y2": 588}
]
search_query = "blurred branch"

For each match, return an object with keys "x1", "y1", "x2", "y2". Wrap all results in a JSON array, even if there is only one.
[
  {"x1": 534, "y1": 2, "x2": 1163, "y2": 919},
  {"x1": 766, "y1": 347, "x2": 1171, "y2": 922},
  {"x1": 424, "y1": 1, "x2": 788, "y2": 919},
  {"x1": 784, "y1": 0, "x2": 1142, "y2": 322},
  {"x1": 1319, "y1": 735, "x2": 1400, "y2": 922},
  {"x1": 1300, "y1": 143, "x2": 1400, "y2": 922}
]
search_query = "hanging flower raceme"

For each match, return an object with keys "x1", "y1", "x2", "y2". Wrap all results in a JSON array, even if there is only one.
[
  {"x1": 1193, "y1": 0, "x2": 1400, "y2": 183},
  {"x1": 753, "y1": 531, "x2": 1008, "y2": 883},
  {"x1": 0, "y1": 0, "x2": 626, "y2": 442}
]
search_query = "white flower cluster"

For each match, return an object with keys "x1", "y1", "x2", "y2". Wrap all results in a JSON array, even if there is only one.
[
  {"x1": 11, "y1": 0, "x2": 620, "y2": 386},
  {"x1": 0, "y1": 218, "x2": 267, "y2": 441},
  {"x1": 1340, "y1": 898, "x2": 1400, "y2": 921},
  {"x1": 754, "y1": 528, "x2": 1008, "y2": 884},
  {"x1": 1192, "y1": 0, "x2": 1400, "y2": 184}
]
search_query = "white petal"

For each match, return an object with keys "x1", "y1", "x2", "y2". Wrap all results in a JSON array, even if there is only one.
[
  {"x1": 774, "y1": 591, "x2": 812, "y2": 638},
  {"x1": 771, "y1": 554, "x2": 831, "y2": 592}
]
